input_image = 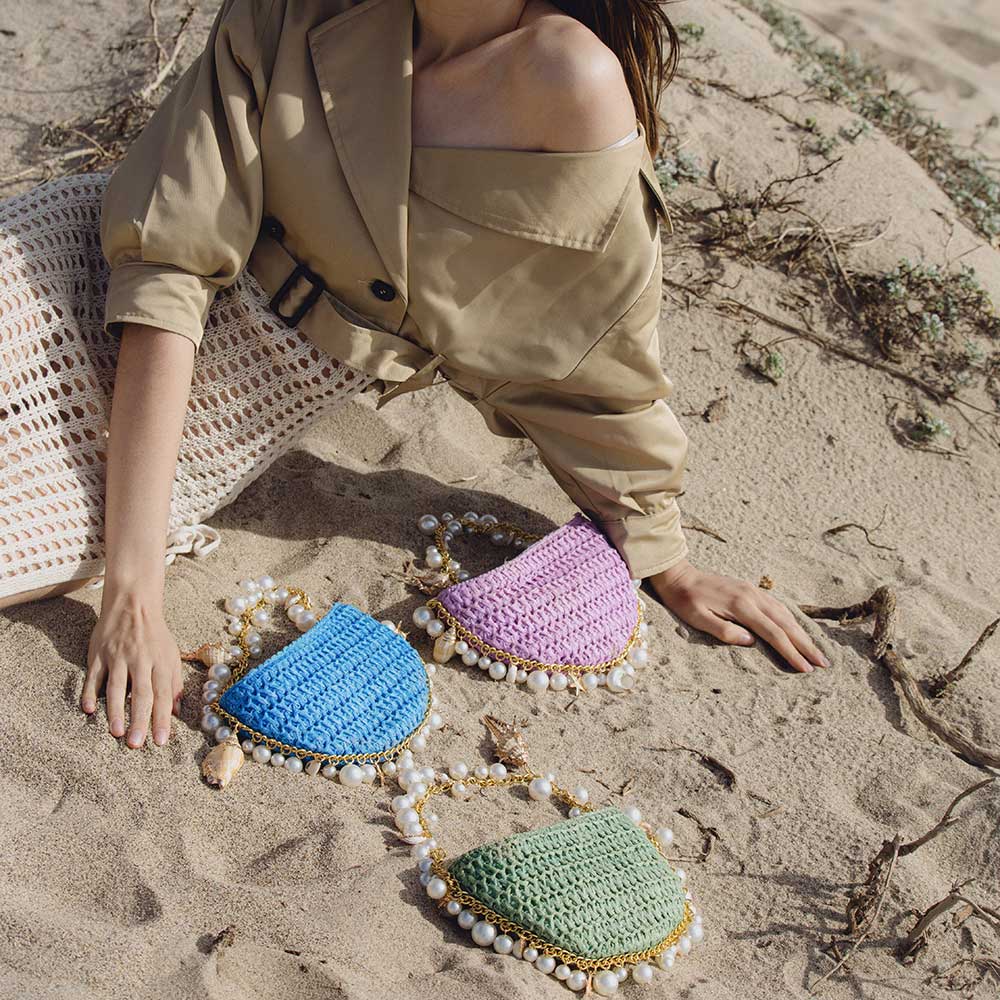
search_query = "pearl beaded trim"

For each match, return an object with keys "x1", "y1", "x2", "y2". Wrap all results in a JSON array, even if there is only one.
[
  {"x1": 395, "y1": 766, "x2": 704, "y2": 992},
  {"x1": 198, "y1": 575, "x2": 442, "y2": 783},
  {"x1": 411, "y1": 511, "x2": 652, "y2": 693}
]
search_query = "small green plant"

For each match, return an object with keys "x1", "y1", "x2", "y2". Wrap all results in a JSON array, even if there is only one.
[
  {"x1": 910, "y1": 407, "x2": 952, "y2": 443},
  {"x1": 740, "y1": 0, "x2": 1000, "y2": 240},
  {"x1": 653, "y1": 150, "x2": 705, "y2": 192},
  {"x1": 677, "y1": 22, "x2": 706, "y2": 44}
]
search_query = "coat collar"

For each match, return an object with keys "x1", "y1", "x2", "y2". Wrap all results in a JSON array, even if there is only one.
[{"x1": 307, "y1": 0, "x2": 649, "y2": 301}]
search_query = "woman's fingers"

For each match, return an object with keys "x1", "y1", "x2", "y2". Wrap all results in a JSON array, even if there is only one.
[
  {"x1": 105, "y1": 660, "x2": 129, "y2": 738},
  {"x1": 685, "y1": 605, "x2": 755, "y2": 647},
  {"x1": 758, "y1": 596, "x2": 830, "y2": 668},
  {"x1": 151, "y1": 665, "x2": 175, "y2": 747},
  {"x1": 81, "y1": 655, "x2": 106, "y2": 715},
  {"x1": 127, "y1": 669, "x2": 154, "y2": 748},
  {"x1": 730, "y1": 602, "x2": 816, "y2": 673}
]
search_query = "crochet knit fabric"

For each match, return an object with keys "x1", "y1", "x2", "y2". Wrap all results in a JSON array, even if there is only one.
[
  {"x1": 0, "y1": 173, "x2": 374, "y2": 600},
  {"x1": 449, "y1": 806, "x2": 687, "y2": 959},
  {"x1": 219, "y1": 602, "x2": 430, "y2": 757},
  {"x1": 437, "y1": 514, "x2": 637, "y2": 665}
]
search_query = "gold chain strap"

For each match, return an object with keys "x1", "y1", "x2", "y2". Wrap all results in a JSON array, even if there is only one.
[
  {"x1": 431, "y1": 516, "x2": 543, "y2": 587},
  {"x1": 411, "y1": 773, "x2": 693, "y2": 973}
]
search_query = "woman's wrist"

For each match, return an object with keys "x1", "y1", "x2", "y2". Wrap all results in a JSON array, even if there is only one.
[{"x1": 101, "y1": 563, "x2": 166, "y2": 609}]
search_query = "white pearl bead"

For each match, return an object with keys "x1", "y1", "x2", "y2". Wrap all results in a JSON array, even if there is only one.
[
  {"x1": 535, "y1": 955, "x2": 556, "y2": 975},
  {"x1": 362, "y1": 763, "x2": 378, "y2": 783},
  {"x1": 296, "y1": 610, "x2": 317, "y2": 631},
  {"x1": 616, "y1": 967, "x2": 628, "y2": 981},
  {"x1": 412, "y1": 606, "x2": 434, "y2": 628},
  {"x1": 581, "y1": 673, "x2": 599, "y2": 692},
  {"x1": 338, "y1": 763, "x2": 365, "y2": 787},
  {"x1": 549, "y1": 672, "x2": 568, "y2": 691},
  {"x1": 607, "y1": 667, "x2": 627, "y2": 693},
  {"x1": 457, "y1": 910, "x2": 476, "y2": 930},
  {"x1": 209, "y1": 663, "x2": 231, "y2": 683},
  {"x1": 411, "y1": 734, "x2": 427, "y2": 752},
  {"x1": 239, "y1": 578, "x2": 258, "y2": 593},
  {"x1": 632, "y1": 962, "x2": 654, "y2": 984},
  {"x1": 675, "y1": 868, "x2": 686, "y2": 883},
  {"x1": 454, "y1": 640, "x2": 469, "y2": 656},
  {"x1": 446, "y1": 900, "x2": 462, "y2": 916},
  {"x1": 240, "y1": 738, "x2": 255, "y2": 753},
  {"x1": 284, "y1": 756, "x2": 304, "y2": 774},
  {"x1": 657, "y1": 947, "x2": 676, "y2": 970},
  {"x1": 639, "y1": 620, "x2": 648, "y2": 636},
  {"x1": 488, "y1": 662, "x2": 507, "y2": 680},
  {"x1": 477, "y1": 655, "x2": 492, "y2": 670},
  {"x1": 516, "y1": 668, "x2": 528, "y2": 683},
  {"x1": 690, "y1": 922, "x2": 704, "y2": 943},
  {"x1": 383, "y1": 760, "x2": 397, "y2": 776},
  {"x1": 426, "y1": 619, "x2": 445, "y2": 638},
  {"x1": 655, "y1": 827, "x2": 674, "y2": 848},
  {"x1": 471, "y1": 921, "x2": 496, "y2": 947},
  {"x1": 624, "y1": 805, "x2": 642, "y2": 823},
  {"x1": 528, "y1": 777, "x2": 552, "y2": 801},
  {"x1": 567, "y1": 971, "x2": 588, "y2": 992},
  {"x1": 287, "y1": 603, "x2": 306, "y2": 623},
  {"x1": 461, "y1": 649, "x2": 479, "y2": 666},
  {"x1": 274, "y1": 586, "x2": 290, "y2": 604},
  {"x1": 214, "y1": 726, "x2": 232, "y2": 743},
  {"x1": 409, "y1": 782, "x2": 428, "y2": 799},
  {"x1": 418, "y1": 514, "x2": 440, "y2": 535},
  {"x1": 251, "y1": 608, "x2": 270, "y2": 627},
  {"x1": 628, "y1": 646, "x2": 649, "y2": 668},
  {"x1": 402, "y1": 823, "x2": 424, "y2": 840},
  {"x1": 251, "y1": 744, "x2": 272, "y2": 764},
  {"x1": 429, "y1": 713, "x2": 444, "y2": 730},
  {"x1": 225, "y1": 595, "x2": 248, "y2": 615},
  {"x1": 321, "y1": 764, "x2": 337, "y2": 779},
  {"x1": 522, "y1": 947, "x2": 539, "y2": 963},
  {"x1": 493, "y1": 934, "x2": 514, "y2": 955},
  {"x1": 417, "y1": 858, "x2": 433, "y2": 873},
  {"x1": 270, "y1": 753, "x2": 286, "y2": 767},
  {"x1": 256, "y1": 575, "x2": 275, "y2": 591},
  {"x1": 569, "y1": 806, "x2": 582, "y2": 818},
  {"x1": 426, "y1": 878, "x2": 448, "y2": 900},
  {"x1": 489, "y1": 763, "x2": 507, "y2": 780},
  {"x1": 526, "y1": 670, "x2": 549, "y2": 693},
  {"x1": 573, "y1": 785, "x2": 589, "y2": 804},
  {"x1": 451, "y1": 782, "x2": 470, "y2": 799},
  {"x1": 593, "y1": 970, "x2": 620, "y2": 996},
  {"x1": 473, "y1": 766, "x2": 489, "y2": 780},
  {"x1": 448, "y1": 762, "x2": 468, "y2": 780},
  {"x1": 555, "y1": 964, "x2": 572, "y2": 981},
  {"x1": 396, "y1": 807, "x2": 420, "y2": 829},
  {"x1": 425, "y1": 547, "x2": 444, "y2": 569},
  {"x1": 418, "y1": 871, "x2": 432, "y2": 888},
  {"x1": 679, "y1": 934, "x2": 692, "y2": 954},
  {"x1": 411, "y1": 842, "x2": 432, "y2": 860}
]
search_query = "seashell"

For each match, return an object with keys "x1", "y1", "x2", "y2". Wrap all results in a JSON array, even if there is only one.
[
  {"x1": 180, "y1": 642, "x2": 230, "y2": 669},
  {"x1": 481, "y1": 714, "x2": 531, "y2": 770},
  {"x1": 202, "y1": 736, "x2": 245, "y2": 789},
  {"x1": 395, "y1": 830, "x2": 428, "y2": 845},
  {"x1": 433, "y1": 626, "x2": 458, "y2": 664}
]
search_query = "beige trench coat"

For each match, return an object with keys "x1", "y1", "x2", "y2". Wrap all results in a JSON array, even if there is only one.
[{"x1": 100, "y1": 0, "x2": 690, "y2": 578}]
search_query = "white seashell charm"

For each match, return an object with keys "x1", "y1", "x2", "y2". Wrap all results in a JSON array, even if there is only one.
[
  {"x1": 202, "y1": 735, "x2": 245, "y2": 789},
  {"x1": 433, "y1": 626, "x2": 458, "y2": 664}
]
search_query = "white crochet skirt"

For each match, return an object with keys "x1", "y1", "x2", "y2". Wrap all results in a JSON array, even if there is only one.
[{"x1": 0, "y1": 172, "x2": 375, "y2": 601}]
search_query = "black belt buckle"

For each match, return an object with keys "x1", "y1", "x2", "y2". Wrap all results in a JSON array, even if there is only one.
[{"x1": 269, "y1": 261, "x2": 326, "y2": 328}]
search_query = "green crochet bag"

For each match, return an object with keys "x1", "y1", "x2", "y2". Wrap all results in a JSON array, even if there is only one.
[
  {"x1": 450, "y1": 806, "x2": 685, "y2": 957},
  {"x1": 397, "y1": 762, "x2": 704, "y2": 995}
]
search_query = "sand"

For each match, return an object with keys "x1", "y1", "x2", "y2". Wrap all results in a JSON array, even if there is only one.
[{"x1": 1, "y1": 2, "x2": 998, "y2": 999}]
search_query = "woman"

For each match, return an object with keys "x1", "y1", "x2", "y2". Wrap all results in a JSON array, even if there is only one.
[{"x1": 0, "y1": 0, "x2": 828, "y2": 750}]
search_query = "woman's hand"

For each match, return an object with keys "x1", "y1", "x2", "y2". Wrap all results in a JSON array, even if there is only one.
[
  {"x1": 649, "y1": 558, "x2": 830, "y2": 673},
  {"x1": 82, "y1": 587, "x2": 184, "y2": 747}
]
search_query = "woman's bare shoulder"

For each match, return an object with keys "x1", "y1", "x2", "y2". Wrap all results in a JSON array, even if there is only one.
[{"x1": 513, "y1": 6, "x2": 638, "y2": 153}]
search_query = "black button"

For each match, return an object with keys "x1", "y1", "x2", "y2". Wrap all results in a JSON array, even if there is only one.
[
  {"x1": 261, "y1": 215, "x2": 285, "y2": 241},
  {"x1": 369, "y1": 278, "x2": 396, "y2": 302}
]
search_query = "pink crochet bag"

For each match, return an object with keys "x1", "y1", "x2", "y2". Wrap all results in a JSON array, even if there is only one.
[{"x1": 407, "y1": 509, "x2": 652, "y2": 694}]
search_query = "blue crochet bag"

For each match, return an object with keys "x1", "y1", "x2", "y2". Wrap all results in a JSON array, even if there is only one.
[{"x1": 196, "y1": 580, "x2": 440, "y2": 789}]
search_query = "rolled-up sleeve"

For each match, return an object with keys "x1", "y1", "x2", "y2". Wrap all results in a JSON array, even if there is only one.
[
  {"x1": 464, "y1": 241, "x2": 690, "y2": 579},
  {"x1": 100, "y1": 0, "x2": 273, "y2": 351}
]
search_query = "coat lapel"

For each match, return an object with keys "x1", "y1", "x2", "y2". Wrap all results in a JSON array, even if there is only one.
[{"x1": 308, "y1": 0, "x2": 415, "y2": 301}]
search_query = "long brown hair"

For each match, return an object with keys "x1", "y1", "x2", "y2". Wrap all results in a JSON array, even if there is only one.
[{"x1": 550, "y1": 1, "x2": 680, "y2": 158}]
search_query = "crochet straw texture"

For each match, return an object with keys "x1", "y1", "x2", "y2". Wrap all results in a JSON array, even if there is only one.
[
  {"x1": 449, "y1": 806, "x2": 686, "y2": 959},
  {"x1": 0, "y1": 172, "x2": 373, "y2": 600},
  {"x1": 437, "y1": 514, "x2": 636, "y2": 664},
  {"x1": 219, "y1": 603, "x2": 429, "y2": 756}
]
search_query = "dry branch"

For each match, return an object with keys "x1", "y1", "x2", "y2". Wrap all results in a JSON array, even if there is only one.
[{"x1": 799, "y1": 586, "x2": 1000, "y2": 769}]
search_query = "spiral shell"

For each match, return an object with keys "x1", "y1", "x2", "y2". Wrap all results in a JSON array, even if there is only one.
[
  {"x1": 202, "y1": 737, "x2": 245, "y2": 789},
  {"x1": 181, "y1": 642, "x2": 230, "y2": 668}
]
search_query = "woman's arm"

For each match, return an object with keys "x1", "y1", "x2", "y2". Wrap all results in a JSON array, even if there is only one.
[{"x1": 81, "y1": 323, "x2": 195, "y2": 747}]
